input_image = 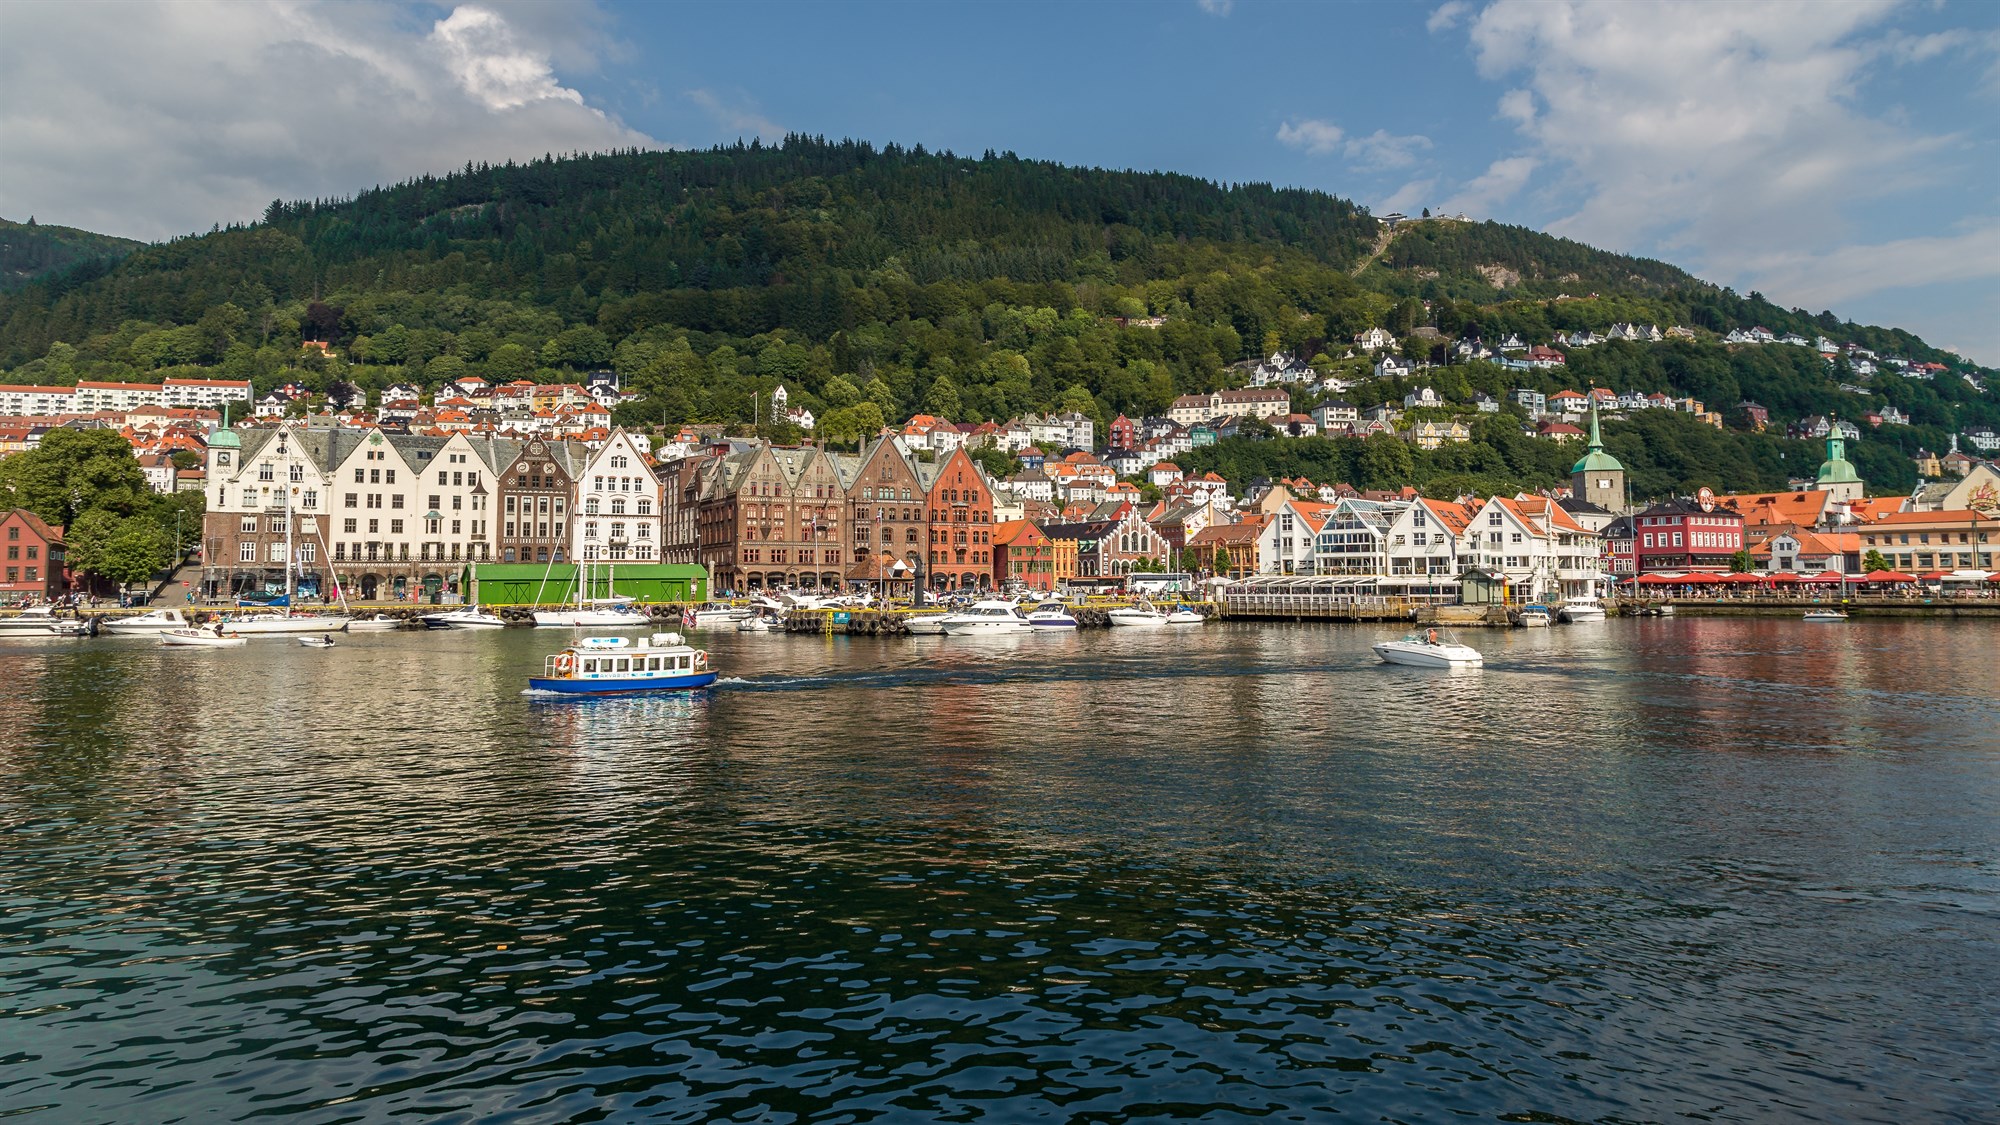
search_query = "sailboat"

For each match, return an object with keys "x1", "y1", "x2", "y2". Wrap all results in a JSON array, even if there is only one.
[
  {"x1": 221, "y1": 428, "x2": 350, "y2": 634},
  {"x1": 532, "y1": 558, "x2": 649, "y2": 627}
]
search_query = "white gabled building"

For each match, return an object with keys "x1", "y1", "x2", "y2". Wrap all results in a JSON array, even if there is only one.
[
  {"x1": 1457, "y1": 495, "x2": 1601, "y2": 603},
  {"x1": 571, "y1": 429, "x2": 662, "y2": 563}
]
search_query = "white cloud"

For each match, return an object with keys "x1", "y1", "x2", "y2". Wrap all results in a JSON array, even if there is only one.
[
  {"x1": 1739, "y1": 219, "x2": 2000, "y2": 309},
  {"x1": 0, "y1": 1, "x2": 652, "y2": 241},
  {"x1": 1343, "y1": 129, "x2": 1434, "y2": 171},
  {"x1": 1438, "y1": 156, "x2": 1537, "y2": 217},
  {"x1": 1197, "y1": 0, "x2": 1234, "y2": 15},
  {"x1": 1276, "y1": 118, "x2": 1344, "y2": 156},
  {"x1": 1377, "y1": 178, "x2": 1439, "y2": 216},
  {"x1": 1426, "y1": 1, "x2": 1470, "y2": 33},
  {"x1": 1456, "y1": 1, "x2": 1949, "y2": 258},
  {"x1": 686, "y1": 89, "x2": 782, "y2": 140}
]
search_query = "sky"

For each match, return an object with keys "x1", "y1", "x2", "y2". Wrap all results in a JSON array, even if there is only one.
[{"x1": 2, "y1": 0, "x2": 1996, "y2": 361}]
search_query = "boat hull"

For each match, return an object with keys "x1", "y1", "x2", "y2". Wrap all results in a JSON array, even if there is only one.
[
  {"x1": 1560, "y1": 605, "x2": 1606, "y2": 622},
  {"x1": 528, "y1": 671, "x2": 719, "y2": 695},
  {"x1": 102, "y1": 612, "x2": 192, "y2": 634},
  {"x1": 903, "y1": 617, "x2": 949, "y2": 635},
  {"x1": 940, "y1": 621, "x2": 1030, "y2": 635},
  {"x1": 1108, "y1": 611, "x2": 1165, "y2": 627},
  {"x1": 220, "y1": 615, "x2": 351, "y2": 634},
  {"x1": 345, "y1": 617, "x2": 405, "y2": 631},
  {"x1": 1802, "y1": 612, "x2": 1848, "y2": 622},
  {"x1": 532, "y1": 610, "x2": 649, "y2": 627},
  {"x1": 160, "y1": 630, "x2": 248, "y2": 648}
]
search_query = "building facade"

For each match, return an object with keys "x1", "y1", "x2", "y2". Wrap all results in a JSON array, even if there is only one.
[{"x1": 2, "y1": 509, "x2": 67, "y2": 602}]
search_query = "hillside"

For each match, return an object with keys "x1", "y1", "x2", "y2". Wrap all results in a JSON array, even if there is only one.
[
  {"x1": 0, "y1": 136, "x2": 1991, "y2": 497},
  {"x1": 0, "y1": 217, "x2": 142, "y2": 293}
]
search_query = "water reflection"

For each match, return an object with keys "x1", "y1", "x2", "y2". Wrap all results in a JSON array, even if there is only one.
[{"x1": 1, "y1": 619, "x2": 1996, "y2": 1122}]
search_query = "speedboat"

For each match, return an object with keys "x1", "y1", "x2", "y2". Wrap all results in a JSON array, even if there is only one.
[
  {"x1": 47, "y1": 620, "x2": 92, "y2": 637},
  {"x1": 737, "y1": 612, "x2": 779, "y2": 632},
  {"x1": 1803, "y1": 609, "x2": 1849, "y2": 622},
  {"x1": 102, "y1": 607, "x2": 192, "y2": 634},
  {"x1": 938, "y1": 600, "x2": 1033, "y2": 635},
  {"x1": 422, "y1": 607, "x2": 509, "y2": 629},
  {"x1": 532, "y1": 600, "x2": 650, "y2": 628},
  {"x1": 529, "y1": 633, "x2": 717, "y2": 696},
  {"x1": 1025, "y1": 602, "x2": 1079, "y2": 629},
  {"x1": 902, "y1": 612, "x2": 949, "y2": 635},
  {"x1": 1519, "y1": 605, "x2": 1553, "y2": 627},
  {"x1": 1108, "y1": 603, "x2": 1168, "y2": 627},
  {"x1": 298, "y1": 635, "x2": 337, "y2": 648},
  {"x1": 345, "y1": 613, "x2": 405, "y2": 631},
  {"x1": 1373, "y1": 630, "x2": 1484, "y2": 668},
  {"x1": 1560, "y1": 599, "x2": 1606, "y2": 623},
  {"x1": 1163, "y1": 605, "x2": 1205, "y2": 625},
  {"x1": 216, "y1": 611, "x2": 351, "y2": 634},
  {"x1": 160, "y1": 627, "x2": 248, "y2": 648},
  {"x1": 0, "y1": 605, "x2": 71, "y2": 635}
]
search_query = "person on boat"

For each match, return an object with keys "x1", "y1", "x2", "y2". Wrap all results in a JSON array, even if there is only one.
[
  {"x1": 321, "y1": 634, "x2": 333, "y2": 645},
  {"x1": 210, "y1": 619, "x2": 225, "y2": 637},
  {"x1": 1426, "y1": 628, "x2": 1439, "y2": 645}
]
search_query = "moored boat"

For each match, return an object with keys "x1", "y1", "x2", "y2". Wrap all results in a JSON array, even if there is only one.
[
  {"x1": 532, "y1": 600, "x2": 650, "y2": 628},
  {"x1": 528, "y1": 633, "x2": 717, "y2": 696},
  {"x1": 1108, "y1": 602, "x2": 1168, "y2": 627},
  {"x1": 101, "y1": 608, "x2": 192, "y2": 635},
  {"x1": 1373, "y1": 629, "x2": 1483, "y2": 668},
  {"x1": 1519, "y1": 605, "x2": 1553, "y2": 628},
  {"x1": 217, "y1": 611, "x2": 352, "y2": 634},
  {"x1": 938, "y1": 600, "x2": 1033, "y2": 635},
  {"x1": 298, "y1": 634, "x2": 337, "y2": 648},
  {"x1": 1802, "y1": 609, "x2": 1849, "y2": 622},
  {"x1": 423, "y1": 606, "x2": 509, "y2": 629},
  {"x1": 902, "y1": 611, "x2": 950, "y2": 635},
  {"x1": 0, "y1": 605, "x2": 72, "y2": 636},
  {"x1": 1560, "y1": 599, "x2": 1606, "y2": 623},
  {"x1": 1163, "y1": 605, "x2": 1205, "y2": 625},
  {"x1": 345, "y1": 613, "x2": 406, "y2": 631},
  {"x1": 686, "y1": 603, "x2": 750, "y2": 630},
  {"x1": 1025, "y1": 602, "x2": 1079, "y2": 629}
]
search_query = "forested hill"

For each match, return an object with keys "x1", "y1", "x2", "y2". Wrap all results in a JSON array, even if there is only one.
[
  {"x1": 0, "y1": 217, "x2": 142, "y2": 294},
  {"x1": 0, "y1": 136, "x2": 1990, "y2": 497}
]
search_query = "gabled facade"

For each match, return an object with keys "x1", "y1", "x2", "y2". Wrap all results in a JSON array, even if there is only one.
[
  {"x1": 1, "y1": 509, "x2": 67, "y2": 601},
  {"x1": 571, "y1": 429, "x2": 661, "y2": 565},
  {"x1": 1459, "y1": 495, "x2": 1602, "y2": 601},
  {"x1": 922, "y1": 446, "x2": 998, "y2": 592},
  {"x1": 498, "y1": 437, "x2": 576, "y2": 564}
]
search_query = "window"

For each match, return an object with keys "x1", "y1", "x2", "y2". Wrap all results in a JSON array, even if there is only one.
[
  {"x1": 391, "y1": 495, "x2": 404, "y2": 510},
  {"x1": 344, "y1": 518, "x2": 357, "y2": 534},
  {"x1": 345, "y1": 493, "x2": 358, "y2": 509},
  {"x1": 302, "y1": 490, "x2": 317, "y2": 509},
  {"x1": 368, "y1": 519, "x2": 379, "y2": 534},
  {"x1": 390, "y1": 519, "x2": 404, "y2": 534},
  {"x1": 240, "y1": 517, "x2": 257, "y2": 533},
  {"x1": 240, "y1": 542, "x2": 257, "y2": 561},
  {"x1": 354, "y1": 468, "x2": 365, "y2": 483}
]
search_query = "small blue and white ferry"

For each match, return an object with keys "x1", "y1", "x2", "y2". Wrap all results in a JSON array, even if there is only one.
[{"x1": 529, "y1": 633, "x2": 717, "y2": 696}]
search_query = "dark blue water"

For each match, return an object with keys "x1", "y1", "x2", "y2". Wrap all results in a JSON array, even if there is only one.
[{"x1": 2, "y1": 618, "x2": 1996, "y2": 1123}]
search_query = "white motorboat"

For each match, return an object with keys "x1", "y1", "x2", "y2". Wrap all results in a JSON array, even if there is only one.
[
  {"x1": 1560, "y1": 599, "x2": 1606, "y2": 623},
  {"x1": 1163, "y1": 606, "x2": 1206, "y2": 625},
  {"x1": 345, "y1": 614, "x2": 405, "y2": 631},
  {"x1": 902, "y1": 612, "x2": 950, "y2": 635},
  {"x1": 532, "y1": 600, "x2": 649, "y2": 628},
  {"x1": 1803, "y1": 609, "x2": 1849, "y2": 622},
  {"x1": 687, "y1": 603, "x2": 750, "y2": 629},
  {"x1": 1025, "y1": 602, "x2": 1079, "y2": 629},
  {"x1": 218, "y1": 611, "x2": 352, "y2": 634},
  {"x1": 1373, "y1": 630, "x2": 1484, "y2": 668},
  {"x1": 47, "y1": 620, "x2": 92, "y2": 637},
  {"x1": 1519, "y1": 605, "x2": 1553, "y2": 628},
  {"x1": 298, "y1": 635, "x2": 337, "y2": 648},
  {"x1": 0, "y1": 605, "x2": 72, "y2": 635},
  {"x1": 159, "y1": 627, "x2": 247, "y2": 648},
  {"x1": 423, "y1": 606, "x2": 509, "y2": 629},
  {"x1": 101, "y1": 608, "x2": 192, "y2": 635},
  {"x1": 1108, "y1": 603, "x2": 1168, "y2": 627},
  {"x1": 737, "y1": 613, "x2": 778, "y2": 632},
  {"x1": 938, "y1": 600, "x2": 1034, "y2": 635}
]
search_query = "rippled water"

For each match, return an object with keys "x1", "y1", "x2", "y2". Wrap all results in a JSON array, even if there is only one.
[{"x1": 3, "y1": 619, "x2": 1997, "y2": 1123}]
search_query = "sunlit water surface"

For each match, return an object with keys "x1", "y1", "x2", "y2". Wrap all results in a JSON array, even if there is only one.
[{"x1": 2, "y1": 618, "x2": 1996, "y2": 1123}]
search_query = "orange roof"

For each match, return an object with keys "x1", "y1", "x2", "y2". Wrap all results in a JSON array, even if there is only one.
[
  {"x1": 1858, "y1": 509, "x2": 1999, "y2": 527},
  {"x1": 993, "y1": 519, "x2": 1049, "y2": 547},
  {"x1": 1846, "y1": 497, "x2": 1903, "y2": 521},
  {"x1": 1715, "y1": 490, "x2": 1830, "y2": 528},
  {"x1": 1, "y1": 385, "x2": 77, "y2": 395},
  {"x1": 1189, "y1": 517, "x2": 1265, "y2": 545},
  {"x1": 1420, "y1": 498, "x2": 1475, "y2": 536}
]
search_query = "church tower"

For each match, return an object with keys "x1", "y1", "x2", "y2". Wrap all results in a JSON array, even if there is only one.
[
  {"x1": 1570, "y1": 397, "x2": 1626, "y2": 511},
  {"x1": 1815, "y1": 427, "x2": 1865, "y2": 503}
]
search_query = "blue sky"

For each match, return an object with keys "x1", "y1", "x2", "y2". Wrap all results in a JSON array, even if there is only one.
[{"x1": 3, "y1": 0, "x2": 1996, "y2": 361}]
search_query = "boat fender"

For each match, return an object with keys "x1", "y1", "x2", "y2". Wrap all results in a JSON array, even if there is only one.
[{"x1": 555, "y1": 654, "x2": 576, "y2": 675}]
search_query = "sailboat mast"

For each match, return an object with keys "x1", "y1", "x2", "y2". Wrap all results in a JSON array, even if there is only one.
[{"x1": 284, "y1": 427, "x2": 296, "y2": 617}]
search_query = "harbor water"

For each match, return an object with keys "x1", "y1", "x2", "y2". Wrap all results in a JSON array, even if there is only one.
[{"x1": 2, "y1": 619, "x2": 1996, "y2": 1122}]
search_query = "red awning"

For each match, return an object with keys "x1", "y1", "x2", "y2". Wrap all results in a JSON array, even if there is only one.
[
  {"x1": 1678, "y1": 572, "x2": 1724, "y2": 584},
  {"x1": 1717, "y1": 572, "x2": 1765, "y2": 584},
  {"x1": 1862, "y1": 570, "x2": 1917, "y2": 583},
  {"x1": 1915, "y1": 570, "x2": 1953, "y2": 581},
  {"x1": 1802, "y1": 570, "x2": 1851, "y2": 583},
  {"x1": 1766, "y1": 571, "x2": 1803, "y2": 583}
]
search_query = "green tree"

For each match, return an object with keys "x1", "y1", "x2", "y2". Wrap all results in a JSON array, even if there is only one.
[
  {"x1": 0, "y1": 429, "x2": 149, "y2": 528},
  {"x1": 64, "y1": 511, "x2": 172, "y2": 590},
  {"x1": 820, "y1": 402, "x2": 887, "y2": 447},
  {"x1": 923, "y1": 375, "x2": 963, "y2": 419},
  {"x1": 1729, "y1": 548, "x2": 1754, "y2": 573},
  {"x1": 1862, "y1": 548, "x2": 1891, "y2": 573}
]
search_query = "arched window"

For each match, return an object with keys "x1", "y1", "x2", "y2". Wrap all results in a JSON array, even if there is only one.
[{"x1": 584, "y1": 498, "x2": 600, "y2": 516}]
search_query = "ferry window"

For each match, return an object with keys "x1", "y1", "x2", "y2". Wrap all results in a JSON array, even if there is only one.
[
  {"x1": 583, "y1": 660, "x2": 597, "y2": 674},
  {"x1": 649, "y1": 657, "x2": 662, "y2": 671},
  {"x1": 617, "y1": 658, "x2": 631, "y2": 672}
]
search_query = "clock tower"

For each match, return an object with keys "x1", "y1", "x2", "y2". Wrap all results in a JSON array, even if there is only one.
[{"x1": 1570, "y1": 397, "x2": 1627, "y2": 512}]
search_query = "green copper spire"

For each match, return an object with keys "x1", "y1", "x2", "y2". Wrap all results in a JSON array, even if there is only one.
[
  {"x1": 1571, "y1": 393, "x2": 1623, "y2": 474},
  {"x1": 1816, "y1": 428, "x2": 1861, "y2": 487},
  {"x1": 209, "y1": 401, "x2": 241, "y2": 449}
]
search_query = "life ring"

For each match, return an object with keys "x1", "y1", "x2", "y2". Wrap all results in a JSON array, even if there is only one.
[
  {"x1": 693, "y1": 650, "x2": 708, "y2": 668},
  {"x1": 555, "y1": 654, "x2": 576, "y2": 675}
]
